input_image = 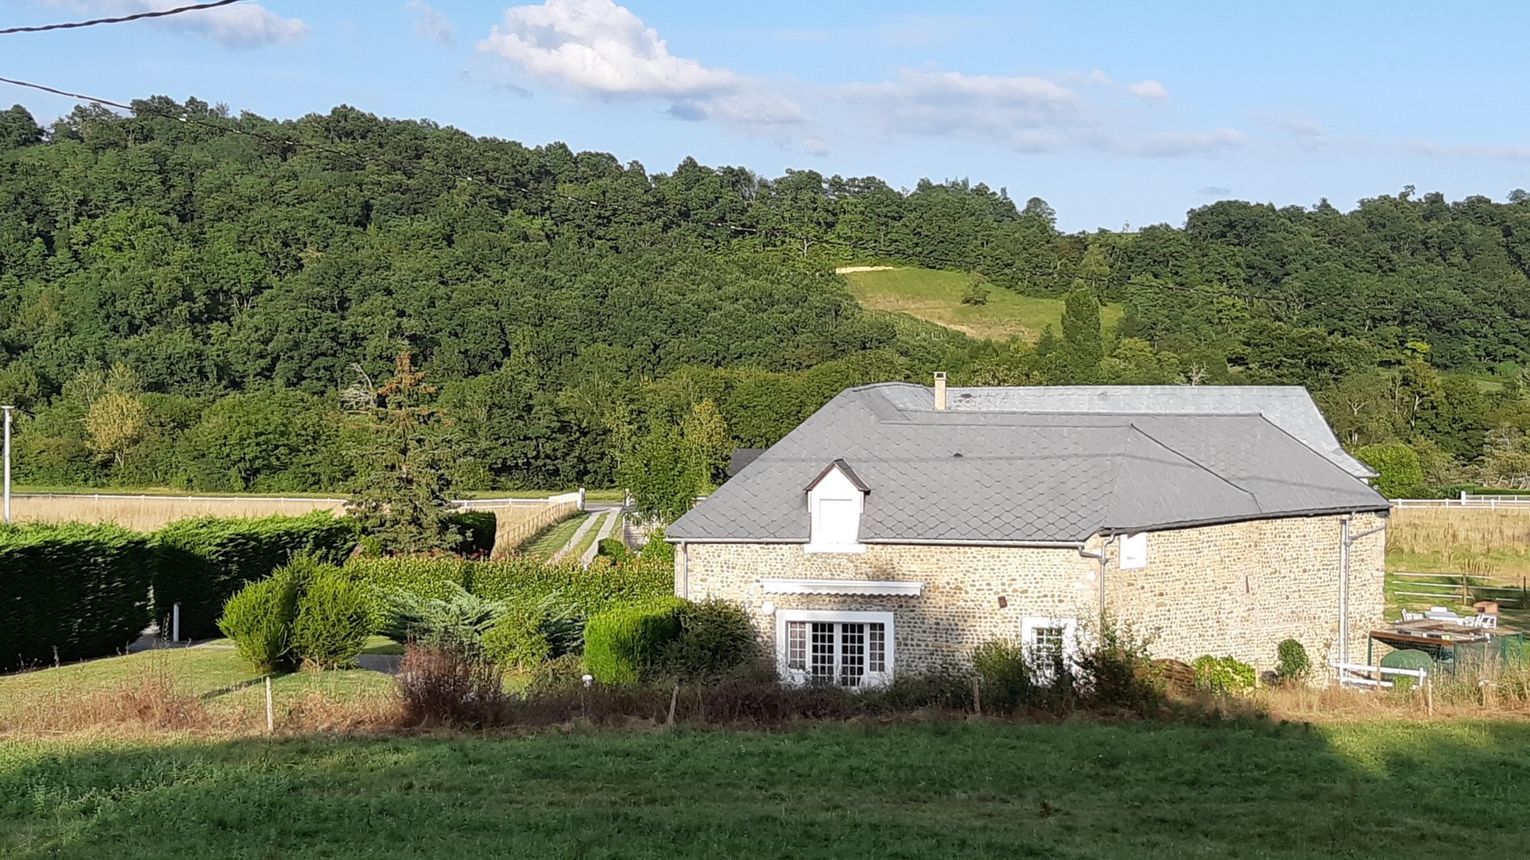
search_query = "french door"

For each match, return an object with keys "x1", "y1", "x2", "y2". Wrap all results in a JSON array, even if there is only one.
[{"x1": 778, "y1": 610, "x2": 893, "y2": 687}]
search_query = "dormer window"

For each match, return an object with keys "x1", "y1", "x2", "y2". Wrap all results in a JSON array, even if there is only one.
[{"x1": 805, "y1": 459, "x2": 868, "y2": 554}]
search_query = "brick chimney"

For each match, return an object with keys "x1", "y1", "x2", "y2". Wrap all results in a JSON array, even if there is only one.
[{"x1": 934, "y1": 371, "x2": 947, "y2": 411}]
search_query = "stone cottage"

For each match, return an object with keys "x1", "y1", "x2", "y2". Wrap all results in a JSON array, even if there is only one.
[{"x1": 665, "y1": 378, "x2": 1389, "y2": 687}]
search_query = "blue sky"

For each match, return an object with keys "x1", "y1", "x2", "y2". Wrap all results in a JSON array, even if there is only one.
[{"x1": 4, "y1": 0, "x2": 1529, "y2": 230}]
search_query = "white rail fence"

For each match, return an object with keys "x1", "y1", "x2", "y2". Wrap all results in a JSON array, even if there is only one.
[
  {"x1": 1333, "y1": 662, "x2": 1430, "y2": 690},
  {"x1": 1392, "y1": 492, "x2": 1530, "y2": 509}
]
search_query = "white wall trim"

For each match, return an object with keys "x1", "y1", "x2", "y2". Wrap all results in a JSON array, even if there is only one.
[{"x1": 760, "y1": 578, "x2": 923, "y2": 596}]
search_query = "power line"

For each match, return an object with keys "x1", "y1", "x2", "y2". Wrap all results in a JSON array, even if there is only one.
[{"x1": 0, "y1": 0, "x2": 247, "y2": 36}]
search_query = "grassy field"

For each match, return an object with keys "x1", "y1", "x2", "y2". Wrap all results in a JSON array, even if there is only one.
[
  {"x1": 0, "y1": 640, "x2": 396, "y2": 732},
  {"x1": 0, "y1": 720, "x2": 1525, "y2": 858},
  {"x1": 841, "y1": 266, "x2": 1124, "y2": 342},
  {"x1": 1387, "y1": 506, "x2": 1530, "y2": 579}
]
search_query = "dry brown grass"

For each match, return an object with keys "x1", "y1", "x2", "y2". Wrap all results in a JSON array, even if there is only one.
[
  {"x1": 1257, "y1": 665, "x2": 1530, "y2": 722},
  {"x1": 1387, "y1": 506, "x2": 1530, "y2": 579},
  {"x1": 11, "y1": 494, "x2": 345, "y2": 531}
]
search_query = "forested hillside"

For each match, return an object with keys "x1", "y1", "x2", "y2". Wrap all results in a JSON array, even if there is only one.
[{"x1": 3, "y1": 97, "x2": 1530, "y2": 494}]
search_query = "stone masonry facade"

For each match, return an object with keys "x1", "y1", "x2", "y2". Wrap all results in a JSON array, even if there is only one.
[{"x1": 675, "y1": 511, "x2": 1387, "y2": 678}]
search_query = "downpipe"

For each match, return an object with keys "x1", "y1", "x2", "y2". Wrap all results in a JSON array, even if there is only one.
[{"x1": 1338, "y1": 514, "x2": 1388, "y2": 668}]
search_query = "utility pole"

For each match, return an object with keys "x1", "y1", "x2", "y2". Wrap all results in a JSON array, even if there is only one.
[{"x1": 2, "y1": 405, "x2": 11, "y2": 524}]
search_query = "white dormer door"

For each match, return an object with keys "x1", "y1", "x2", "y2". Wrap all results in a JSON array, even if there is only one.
[{"x1": 805, "y1": 465, "x2": 865, "y2": 553}]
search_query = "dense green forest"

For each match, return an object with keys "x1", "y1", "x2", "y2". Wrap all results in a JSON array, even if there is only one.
[{"x1": 3, "y1": 97, "x2": 1530, "y2": 496}]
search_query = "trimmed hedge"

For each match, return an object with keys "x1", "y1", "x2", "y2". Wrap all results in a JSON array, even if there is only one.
[
  {"x1": 0, "y1": 523, "x2": 155, "y2": 671},
  {"x1": 153, "y1": 512, "x2": 357, "y2": 639},
  {"x1": 217, "y1": 559, "x2": 306, "y2": 673},
  {"x1": 584, "y1": 598, "x2": 686, "y2": 684},
  {"x1": 345, "y1": 556, "x2": 472, "y2": 629},
  {"x1": 470, "y1": 555, "x2": 671, "y2": 615}
]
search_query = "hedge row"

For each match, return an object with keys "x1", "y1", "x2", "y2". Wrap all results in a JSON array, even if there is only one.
[
  {"x1": 154, "y1": 512, "x2": 358, "y2": 639},
  {"x1": 0, "y1": 523, "x2": 155, "y2": 672}
]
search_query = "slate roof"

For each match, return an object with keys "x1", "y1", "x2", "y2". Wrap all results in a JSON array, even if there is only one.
[{"x1": 667, "y1": 383, "x2": 1389, "y2": 545}]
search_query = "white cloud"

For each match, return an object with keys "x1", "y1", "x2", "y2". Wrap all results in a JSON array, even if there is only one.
[
  {"x1": 480, "y1": 0, "x2": 736, "y2": 97},
  {"x1": 1126, "y1": 79, "x2": 1169, "y2": 101},
  {"x1": 407, "y1": 0, "x2": 453, "y2": 46},
  {"x1": 835, "y1": 68, "x2": 1241, "y2": 157},
  {"x1": 36, "y1": 1, "x2": 306, "y2": 48},
  {"x1": 1406, "y1": 140, "x2": 1530, "y2": 160},
  {"x1": 840, "y1": 69, "x2": 1079, "y2": 146},
  {"x1": 480, "y1": 0, "x2": 815, "y2": 150}
]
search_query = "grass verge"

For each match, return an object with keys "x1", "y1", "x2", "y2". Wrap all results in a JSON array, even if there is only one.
[{"x1": 520, "y1": 512, "x2": 591, "y2": 560}]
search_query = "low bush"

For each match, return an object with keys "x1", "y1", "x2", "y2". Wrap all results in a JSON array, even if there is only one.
[
  {"x1": 638, "y1": 529, "x2": 674, "y2": 564},
  {"x1": 1192, "y1": 655, "x2": 1258, "y2": 696},
  {"x1": 446, "y1": 510, "x2": 497, "y2": 558},
  {"x1": 661, "y1": 599, "x2": 758, "y2": 682},
  {"x1": 972, "y1": 640, "x2": 1035, "y2": 714},
  {"x1": 217, "y1": 562, "x2": 305, "y2": 673},
  {"x1": 482, "y1": 592, "x2": 584, "y2": 670},
  {"x1": 584, "y1": 598, "x2": 685, "y2": 684},
  {"x1": 345, "y1": 556, "x2": 472, "y2": 628},
  {"x1": 1276, "y1": 639, "x2": 1311, "y2": 684},
  {"x1": 596, "y1": 538, "x2": 629, "y2": 560},
  {"x1": 0, "y1": 523, "x2": 154, "y2": 671},
  {"x1": 380, "y1": 583, "x2": 504, "y2": 656},
  {"x1": 153, "y1": 512, "x2": 356, "y2": 639},
  {"x1": 1074, "y1": 621, "x2": 1163, "y2": 715},
  {"x1": 397, "y1": 643, "x2": 506, "y2": 727},
  {"x1": 291, "y1": 567, "x2": 373, "y2": 669}
]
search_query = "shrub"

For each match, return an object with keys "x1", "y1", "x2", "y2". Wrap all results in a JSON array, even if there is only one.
[
  {"x1": 661, "y1": 599, "x2": 758, "y2": 682},
  {"x1": 1192, "y1": 655, "x2": 1257, "y2": 695},
  {"x1": 1355, "y1": 442, "x2": 1426, "y2": 498},
  {"x1": 0, "y1": 523, "x2": 154, "y2": 671},
  {"x1": 346, "y1": 556, "x2": 473, "y2": 629},
  {"x1": 380, "y1": 583, "x2": 504, "y2": 656},
  {"x1": 482, "y1": 607, "x2": 551, "y2": 670},
  {"x1": 446, "y1": 510, "x2": 497, "y2": 557},
  {"x1": 597, "y1": 538, "x2": 629, "y2": 560},
  {"x1": 1075, "y1": 621, "x2": 1163, "y2": 715},
  {"x1": 217, "y1": 564, "x2": 303, "y2": 673},
  {"x1": 291, "y1": 566, "x2": 373, "y2": 668},
  {"x1": 972, "y1": 640, "x2": 1036, "y2": 713},
  {"x1": 469, "y1": 555, "x2": 670, "y2": 615},
  {"x1": 153, "y1": 512, "x2": 356, "y2": 639},
  {"x1": 1276, "y1": 639, "x2": 1311, "y2": 684},
  {"x1": 960, "y1": 279, "x2": 990, "y2": 305},
  {"x1": 584, "y1": 598, "x2": 685, "y2": 684},
  {"x1": 638, "y1": 529, "x2": 674, "y2": 564},
  {"x1": 397, "y1": 643, "x2": 506, "y2": 727}
]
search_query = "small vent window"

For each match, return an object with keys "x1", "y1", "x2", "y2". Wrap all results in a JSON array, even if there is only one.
[{"x1": 1120, "y1": 533, "x2": 1148, "y2": 569}]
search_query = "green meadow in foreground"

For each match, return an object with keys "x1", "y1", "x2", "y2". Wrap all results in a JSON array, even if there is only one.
[{"x1": 2, "y1": 720, "x2": 1526, "y2": 859}]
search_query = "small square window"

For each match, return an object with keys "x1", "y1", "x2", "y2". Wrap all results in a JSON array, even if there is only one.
[{"x1": 1120, "y1": 533, "x2": 1148, "y2": 569}]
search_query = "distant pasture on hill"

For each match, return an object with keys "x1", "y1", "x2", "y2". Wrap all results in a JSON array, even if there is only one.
[{"x1": 839, "y1": 265, "x2": 1125, "y2": 342}]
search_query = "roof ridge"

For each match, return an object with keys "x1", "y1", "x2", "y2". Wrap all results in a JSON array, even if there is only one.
[{"x1": 1122, "y1": 422, "x2": 1261, "y2": 512}]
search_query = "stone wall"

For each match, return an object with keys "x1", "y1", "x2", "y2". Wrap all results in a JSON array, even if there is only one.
[
  {"x1": 1102, "y1": 511, "x2": 1387, "y2": 673},
  {"x1": 675, "y1": 511, "x2": 1388, "y2": 678},
  {"x1": 677, "y1": 543, "x2": 1097, "y2": 673}
]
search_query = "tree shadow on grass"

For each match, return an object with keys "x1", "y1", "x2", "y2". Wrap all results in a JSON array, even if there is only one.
[{"x1": 1, "y1": 718, "x2": 1528, "y2": 859}]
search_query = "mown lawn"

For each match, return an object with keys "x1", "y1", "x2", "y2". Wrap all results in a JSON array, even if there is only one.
[
  {"x1": 842, "y1": 266, "x2": 1124, "y2": 343},
  {"x1": 521, "y1": 511, "x2": 591, "y2": 560},
  {"x1": 0, "y1": 640, "x2": 396, "y2": 727},
  {"x1": 0, "y1": 719, "x2": 1526, "y2": 859}
]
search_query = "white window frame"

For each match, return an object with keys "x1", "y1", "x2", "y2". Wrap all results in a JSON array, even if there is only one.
[
  {"x1": 804, "y1": 465, "x2": 866, "y2": 554},
  {"x1": 1021, "y1": 615, "x2": 1079, "y2": 681},
  {"x1": 1119, "y1": 532, "x2": 1148, "y2": 569},
  {"x1": 776, "y1": 609, "x2": 894, "y2": 688}
]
